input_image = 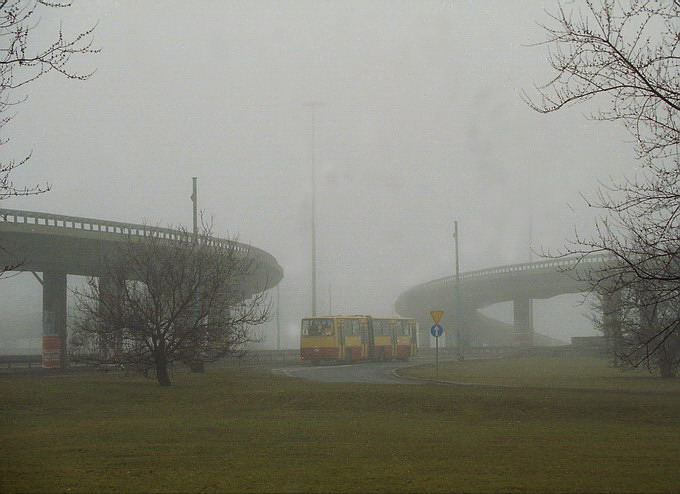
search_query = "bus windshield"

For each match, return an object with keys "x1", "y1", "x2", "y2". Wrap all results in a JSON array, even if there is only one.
[{"x1": 302, "y1": 318, "x2": 335, "y2": 336}]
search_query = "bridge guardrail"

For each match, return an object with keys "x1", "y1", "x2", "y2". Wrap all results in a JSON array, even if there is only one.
[
  {"x1": 0, "y1": 208, "x2": 283, "y2": 273},
  {"x1": 407, "y1": 253, "x2": 614, "y2": 294}
]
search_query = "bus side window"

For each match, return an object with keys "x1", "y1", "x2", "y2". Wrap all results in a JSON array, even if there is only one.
[{"x1": 375, "y1": 320, "x2": 386, "y2": 335}]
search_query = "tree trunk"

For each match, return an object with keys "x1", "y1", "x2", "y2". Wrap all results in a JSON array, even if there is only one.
[{"x1": 154, "y1": 351, "x2": 172, "y2": 386}]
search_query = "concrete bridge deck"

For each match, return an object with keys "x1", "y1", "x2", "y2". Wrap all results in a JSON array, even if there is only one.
[
  {"x1": 395, "y1": 255, "x2": 610, "y2": 348},
  {"x1": 0, "y1": 208, "x2": 284, "y2": 367}
]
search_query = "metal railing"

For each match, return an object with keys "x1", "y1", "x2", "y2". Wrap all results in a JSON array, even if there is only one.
[
  {"x1": 0, "y1": 208, "x2": 281, "y2": 268},
  {"x1": 407, "y1": 252, "x2": 614, "y2": 293}
]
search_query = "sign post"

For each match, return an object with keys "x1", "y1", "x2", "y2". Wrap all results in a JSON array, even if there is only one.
[{"x1": 430, "y1": 311, "x2": 444, "y2": 379}]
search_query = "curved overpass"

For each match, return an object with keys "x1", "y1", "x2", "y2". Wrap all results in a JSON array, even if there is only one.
[
  {"x1": 395, "y1": 255, "x2": 609, "y2": 348},
  {"x1": 0, "y1": 208, "x2": 284, "y2": 367}
]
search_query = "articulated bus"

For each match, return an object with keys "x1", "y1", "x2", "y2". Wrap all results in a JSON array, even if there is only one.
[{"x1": 300, "y1": 315, "x2": 418, "y2": 364}]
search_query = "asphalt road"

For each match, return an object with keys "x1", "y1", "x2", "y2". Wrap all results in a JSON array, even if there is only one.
[{"x1": 272, "y1": 357, "x2": 435, "y2": 384}]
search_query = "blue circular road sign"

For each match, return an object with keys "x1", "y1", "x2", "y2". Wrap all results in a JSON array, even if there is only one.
[{"x1": 430, "y1": 324, "x2": 443, "y2": 338}]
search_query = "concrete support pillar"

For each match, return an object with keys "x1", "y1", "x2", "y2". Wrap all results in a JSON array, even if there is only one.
[
  {"x1": 42, "y1": 271, "x2": 67, "y2": 368},
  {"x1": 98, "y1": 276, "x2": 122, "y2": 361},
  {"x1": 513, "y1": 296, "x2": 534, "y2": 347}
]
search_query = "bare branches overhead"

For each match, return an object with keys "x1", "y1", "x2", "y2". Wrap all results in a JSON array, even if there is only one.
[
  {"x1": 0, "y1": 0, "x2": 98, "y2": 201},
  {"x1": 523, "y1": 0, "x2": 679, "y2": 168},
  {"x1": 528, "y1": 1, "x2": 680, "y2": 376}
]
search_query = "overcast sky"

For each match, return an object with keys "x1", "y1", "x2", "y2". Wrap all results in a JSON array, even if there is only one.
[{"x1": 1, "y1": 1, "x2": 639, "y2": 347}]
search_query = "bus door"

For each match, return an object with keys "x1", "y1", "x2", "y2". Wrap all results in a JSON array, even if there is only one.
[
  {"x1": 366, "y1": 317, "x2": 375, "y2": 359},
  {"x1": 410, "y1": 320, "x2": 418, "y2": 356},
  {"x1": 390, "y1": 320, "x2": 398, "y2": 359},
  {"x1": 345, "y1": 318, "x2": 363, "y2": 360},
  {"x1": 337, "y1": 318, "x2": 346, "y2": 359},
  {"x1": 395, "y1": 319, "x2": 412, "y2": 359},
  {"x1": 371, "y1": 319, "x2": 391, "y2": 360},
  {"x1": 355, "y1": 318, "x2": 366, "y2": 359}
]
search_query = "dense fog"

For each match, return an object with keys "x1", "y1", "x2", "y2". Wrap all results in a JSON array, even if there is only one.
[{"x1": 0, "y1": 1, "x2": 638, "y2": 350}]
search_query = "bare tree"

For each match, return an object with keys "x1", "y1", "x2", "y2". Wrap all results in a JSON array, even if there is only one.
[
  {"x1": 566, "y1": 171, "x2": 680, "y2": 375},
  {"x1": 0, "y1": 0, "x2": 98, "y2": 200},
  {"x1": 523, "y1": 0, "x2": 679, "y2": 168},
  {"x1": 525, "y1": 0, "x2": 679, "y2": 260},
  {"x1": 0, "y1": 1, "x2": 97, "y2": 276},
  {"x1": 70, "y1": 227, "x2": 271, "y2": 386},
  {"x1": 593, "y1": 275, "x2": 680, "y2": 377},
  {"x1": 526, "y1": 0, "x2": 680, "y2": 374}
]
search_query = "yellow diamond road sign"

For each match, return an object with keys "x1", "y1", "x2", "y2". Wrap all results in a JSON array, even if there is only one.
[{"x1": 430, "y1": 310, "x2": 444, "y2": 324}]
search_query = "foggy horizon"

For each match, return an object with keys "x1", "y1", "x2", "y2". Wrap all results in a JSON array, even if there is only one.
[{"x1": 0, "y1": 0, "x2": 639, "y2": 348}]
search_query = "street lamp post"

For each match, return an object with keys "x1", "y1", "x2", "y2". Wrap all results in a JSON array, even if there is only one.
[
  {"x1": 306, "y1": 102, "x2": 320, "y2": 316},
  {"x1": 190, "y1": 177, "x2": 204, "y2": 372},
  {"x1": 276, "y1": 285, "x2": 281, "y2": 350},
  {"x1": 191, "y1": 177, "x2": 198, "y2": 239},
  {"x1": 454, "y1": 221, "x2": 463, "y2": 359}
]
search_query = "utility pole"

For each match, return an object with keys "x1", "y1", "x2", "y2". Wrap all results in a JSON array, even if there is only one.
[
  {"x1": 306, "y1": 102, "x2": 320, "y2": 316},
  {"x1": 276, "y1": 285, "x2": 281, "y2": 350},
  {"x1": 191, "y1": 177, "x2": 198, "y2": 239},
  {"x1": 190, "y1": 177, "x2": 203, "y2": 371},
  {"x1": 454, "y1": 221, "x2": 463, "y2": 359},
  {"x1": 527, "y1": 209, "x2": 534, "y2": 342}
]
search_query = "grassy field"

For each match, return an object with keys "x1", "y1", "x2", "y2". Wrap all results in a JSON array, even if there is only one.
[
  {"x1": 1, "y1": 357, "x2": 680, "y2": 493},
  {"x1": 399, "y1": 354, "x2": 680, "y2": 392}
]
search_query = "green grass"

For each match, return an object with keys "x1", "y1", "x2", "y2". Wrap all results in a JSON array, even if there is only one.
[
  {"x1": 400, "y1": 355, "x2": 680, "y2": 392},
  {"x1": 2, "y1": 358, "x2": 680, "y2": 493}
]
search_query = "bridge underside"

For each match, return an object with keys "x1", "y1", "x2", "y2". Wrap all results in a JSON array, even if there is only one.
[
  {"x1": 408, "y1": 302, "x2": 565, "y2": 350},
  {"x1": 0, "y1": 210, "x2": 284, "y2": 368},
  {"x1": 395, "y1": 263, "x2": 599, "y2": 350}
]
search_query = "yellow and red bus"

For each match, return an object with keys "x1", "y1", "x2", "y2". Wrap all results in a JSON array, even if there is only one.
[{"x1": 300, "y1": 315, "x2": 417, "y2": 364}]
